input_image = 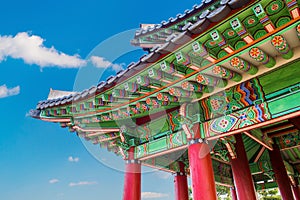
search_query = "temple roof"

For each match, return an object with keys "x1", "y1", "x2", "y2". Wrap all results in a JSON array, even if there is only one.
[
  {"x1": 30, "y1": 0, "x2": 300, "y2": 189},
  {"x1": 34, "y1": 0, "x2": 255, "y2": 111},
  {"x1": 132, "y1": 0, "x2": 251, "y2": 48},
  {"x1": 47, "y1": 88, "x2": 77, "y2": 100}
]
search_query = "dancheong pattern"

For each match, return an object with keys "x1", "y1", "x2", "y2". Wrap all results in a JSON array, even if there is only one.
[
  {"x1": 201, "y1": 102, "x2": 272, "y2": 137},
  {"x1": 135, "y1": 131, "x2": 187, "y2": 159},
  {"x1": 277, "y1": 131, "x2": 300, "y2": 149},
  {"x1": 201, "y1": 78, "x2": 265, "y2": 120},
  {"x1": 134, "y1": 109, "x2": 182, "y2": 143},
  {"x1": 168, "y1": 131, "x2": 186, "y2": 148}
]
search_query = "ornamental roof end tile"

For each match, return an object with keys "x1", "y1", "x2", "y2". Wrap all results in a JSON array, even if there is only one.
[{"x1": 30, "y1": 109, "x2": 41, "y2": 118}]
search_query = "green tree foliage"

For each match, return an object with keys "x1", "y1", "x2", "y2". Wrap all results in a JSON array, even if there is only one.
[
  {"x1": 217, "y1": 185, "x2": 231, "y2": 200},
  {"x1": 189, "y1": 185, "x2": 231, "y2": 200},
  {"x1": 189, "y1": 187, "x2": 193, "y2": 200},
  {"x1": 258, "y1": 188, "x2": 282, "y2": 200}
]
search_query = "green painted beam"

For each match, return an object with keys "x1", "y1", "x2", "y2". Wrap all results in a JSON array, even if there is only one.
[
  {"x1": 256, "y1": 181, "x2": 278, "y2": 190},
  {"x1": 260, "y1": 59, "x2": 300, "y2": 96},
  {"x1": 268, "y1": 91, "x2": 300, "y2": 117}
]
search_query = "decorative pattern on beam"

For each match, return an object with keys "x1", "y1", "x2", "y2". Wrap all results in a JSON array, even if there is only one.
[
  {"x1": 284, "y1": 0, "x2": 300, "y2": 19},
  {"x1": 36, "y1": 2, "x2": 300, "y2": 119},
  {"x1": 249, "y1": 47, "x2": 276, "y2": 68},
  {"x1": 253, "y1": 3, "x2": 275, "y2": 33},
  {"x1": 230, "y1": 57, "x2": 258, "y2": 75},
  {"x1": 271, "y1": 35, "x2": 294, "y2": 59},
  {"x1": 201, "y1": 103, "x2": 271, "y2": 138}
]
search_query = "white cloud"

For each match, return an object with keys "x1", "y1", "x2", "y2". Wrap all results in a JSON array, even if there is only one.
[
  {"x1": 141, "y1": 192, "x2": 169, "y2": 199},
  {"x1": 0, "y1": 32, "x2": 86, "y2": 68},
  {"x1": 0, "y1": 85, "x2": 20, "y2": 99},
  {"x1": 49, "y1": 179, "x2": 59, "y2": 184},
  {"x1": 90, "y1": 55, "x2": 124, "y2": 72},
  {"x1": 68, "y1": 156, "x2": 79, "y2": 162},
  {"x1": 69, "y1": 181, "x2": 97, "y2": 187}
]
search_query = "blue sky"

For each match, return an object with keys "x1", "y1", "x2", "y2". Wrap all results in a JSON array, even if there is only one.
[{"x1": 0, "y1": 1, "x2": 199, "y2": 199}]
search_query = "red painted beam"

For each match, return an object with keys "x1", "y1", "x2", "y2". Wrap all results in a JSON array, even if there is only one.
[{"x1": 230, "y1": 134, "x2": 257, "y2": 200}]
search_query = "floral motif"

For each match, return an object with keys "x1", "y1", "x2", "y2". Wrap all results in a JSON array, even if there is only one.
[
  {"x1": 196, "y1": 75, "x2": 205, "y2": 83},
  {"x1": 164, "y1": 95, "x2": 169, "y2": 101},
  {"x1": 146, "y1": 98, "x2": 151, "y2": 105},
  {"x1": 181, "y1": 81, "x2": 189, "y2": 90},
  {"x1": 271, "y1": 35, "x2": 284, "y2": 47},
  {"x1": 228, "y1": 30, "x2": 235, "y2": 37},
  {"x1": 212, "y1": 66, "x2": 221, "y2": 74},
  {"x1": 248, "y1": 18, "x2": 255, "y2": 25},
  {"x1": 209, "y1": 41, "x2": 216, "y2": 46},
  {"x1": 219, "y1": 119, "x2": 229, "y2": 128},
  {"x1": 152, "y1": 100, "x2": 159, "y2": 107},
  {"x1": 297, "y1": 24, "x2": 300, "y2": 34},
  {"x1": 249, "y1": 47, "x2": 261, "y2": 59},
  {"x1": 131, "y1": 107, "x2": 139, "y2": 114},
  {"x1": 169, "y1": 88, "x2": 176, "y2": 96},
  {"x1": 182, "y1": 81, "x2": 198, "y2": 92},
  {"x1": 271, "y1": 4, "x2": 279, "y2": 11},
  {"x1": 230, "y1": 57, "x2": 240, "y2": 67},
  {"x1": 196, "y1": 75, "x2": 209, "y2": 85},
  {"x1": 175, "y1": 89, "x2": 182, "y2": 97},
  {"x1": 142, "y1": 104, "x2": 148, "y2": 111},
  {"x1": 210, "y1": 99, "x2": 222, "y2": 111},
  {"x1": 157, "y1": 93, "x2": 163, "y2": 101}
]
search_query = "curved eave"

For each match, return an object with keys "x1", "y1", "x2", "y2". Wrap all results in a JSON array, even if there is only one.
[
  {"x1": 133, "y1": 0, "x2": 253, "y2": 43},
  {"x1": 37, "y1": 5, "x2": 297, "y2": 112},
  {"x1": 41, "y1": 117, "x2": 71, "y2": 123}
]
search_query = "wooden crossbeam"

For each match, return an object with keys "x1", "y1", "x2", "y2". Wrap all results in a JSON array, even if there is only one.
[
  {"x1": 244, "y1": 131, "x2": 273, "y2": 151},
  {"x1": 254, "y1": 147, "x2": 266, "y2": 163},
  {"x1": 262, "y1": 122, "x2": 294, "y2": 134},
  {"x1": 268, "y1": 127, "x2": 299, "y2": 138}
]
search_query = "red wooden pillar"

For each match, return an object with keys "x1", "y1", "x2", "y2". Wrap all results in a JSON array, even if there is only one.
[
  {"x1": 230, "y1": 134, "x2": 257, "y2": 200},
  {"x1": 123, "y1": 147, "x2": 141, "y2": 200},
  {"x1": 292, "y1": 177, "x2": 300, "y2": 200},
  {"x1": 292, "y1": 185, "x2": 300, "y2": 200},
  {"x1": 292, "y1": 178, "x2": 300, "y2": 200},
  {"x1": 269, "y1": 143, "x2": 294, "y2": 200},
  {"x1": 188, "y1": 123, "x2": 217, "y2": 200},
  {"x1": 230, "y1": 187, "x2": 238, "y2": 200},
  {"x1": 174, "y1": 162, "x2": 189, "y2": 200}
]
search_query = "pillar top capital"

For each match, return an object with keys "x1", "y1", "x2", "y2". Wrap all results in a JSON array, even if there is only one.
[
  {"x1": 188, "y1": 138, "x2": 208, "y2": 145},
  {"x1": 125, "y1": 159, "x2": 141, "y2": 164}
]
